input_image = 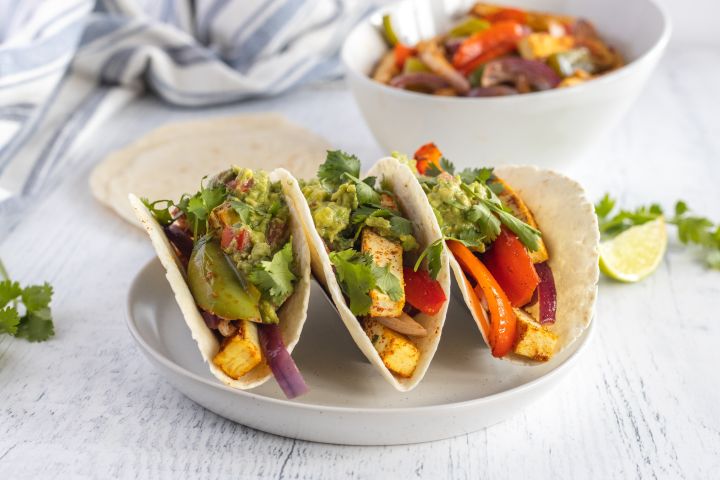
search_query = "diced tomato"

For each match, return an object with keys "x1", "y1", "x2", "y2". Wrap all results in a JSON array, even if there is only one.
[
  {"x1": 220, "y1": 227, "x2": 250, "y2": 250},
  {"x1": 238, "y1": 177, "x2": 254, "y2": 193},
  {"x1": 482, "y1": 229, "x2": 539, "y2": 307},
  {"x1": 394, "y1": 43, "x2": 415, "y2": 69},
  {"x1": 452, "y1": 21, "x2": 526, "y2": 70},
  {"x1": 414, "y1": 142, "x2": 443, "y2": 174},
  {"x1": 403, "y1": 267, "x2": 447, "y2": 315}
]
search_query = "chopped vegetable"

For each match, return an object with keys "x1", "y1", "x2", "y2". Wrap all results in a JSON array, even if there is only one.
[
  {"x1": 375, "y1": 312, "x2": 428, "y2": 337},
  {"x1": 534, "y1": 261, "x2": 557, "y2": 324},
  {"x1": 517, "y1": 33, "x2": 574, "y2": 60},
  {"x1": 452, "y1": 21, "x2": 527, "y2": 71},
  {"x1": 413, "y1": 142, "x2": 443, "y2": 175},
  {"x1": 449, "y1": 17, "x2": 491, "y2": 37},
  {"x1": 481, "y1": 57, "x2": 560, "y2": 91},
  {"x1": 482, "y1": 229, "x2": 540, "y2": 307},
  {"x1": 394, "y1": 43, "x2": 415, "y2": 68},
  {"x1": 448, "y1": 240, "x2": 517, "y2": 357},
  {"x1": 403, "y1": 267, "x2": 447, "y2": 315},
  {"x1": 259, "y1": 324, "x2": 309, "y2": 399},
  {"x1": 417, "y1": 40, "x2": 471, "y2": 93},
  {"x1": 547, "y1": 47, "x2": 594, "y2": 77},
  {"x1": 187, "y1": 237, "x2": 262, "y2": 321},
  {"x1": 403, "y1": 57, "x2": 431, "y2": 73},
  {"x1": 389, "y1": 72, "x2": 449, "y2": 90},
  {"x1": 382, "y1": 14, "x2": 399, "y2": 46}
]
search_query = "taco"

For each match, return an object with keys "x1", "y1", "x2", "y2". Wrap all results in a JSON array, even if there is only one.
[
  {"x1": 287, "y1": 151, "x2": 450, "y2": 391},
  {"x1": 403, "y1": 143, "x2": 599, "y2": 363},
  {"x1": 129, "y1": 167, "x2": 311, "y2": 398}
]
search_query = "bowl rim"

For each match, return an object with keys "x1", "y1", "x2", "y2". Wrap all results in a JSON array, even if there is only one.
[
  {"x1": 341, "y1": 0, "x2": 672, "y2": 104},
  {"x1": 126, "y1": 257, "x2": 596, "y2": 415}
]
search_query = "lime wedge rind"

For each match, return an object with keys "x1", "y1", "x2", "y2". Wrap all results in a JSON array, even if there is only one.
[{"x1": 599, "y1": 217, "x2": 667, "y2": 282}]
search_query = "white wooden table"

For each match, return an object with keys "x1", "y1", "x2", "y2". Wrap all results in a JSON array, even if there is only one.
[{"x1": 1, "y1": 47, "x2": 719, "y2": 479}]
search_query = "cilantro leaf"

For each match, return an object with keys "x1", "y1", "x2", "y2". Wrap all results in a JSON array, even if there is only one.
[
  {"x1": 458, "y1": 167, "x2": 494, "y2": 185},
  {"x1": 15, "y1": 307, "x2": 54, "y2": 342},
  {"x1": 329, "y1": 250, "x2": 375, "y2": 316},
  {"x1": 21, "y1": 283, "x2": 53, "y2": 312},
  {"x1": 249, "y1": 241, "x2": 297, "y2": 305},
  {"x1": 439, "y1": 158, "x2": 455, "y2": 174},
  {"x1": 371, "y1": 264, "x2": 404, "y2": 301},
  {"x1": 492, "y1": 206, "x2": 541, "y2": 252},
  {"x1": 414, "y1": 238, "x2": 444, "y2": 279},
  {"x1": 318, "y1": 150, "x2": 361, "y2": 189},
  {"x1": 466, "y1": 203, "x2": 501, "y2": 241},
  {"x1": 355, "y1": 179, "x2": 381, "y2": 206},
  {"x1": 0, "y1": 280, "x2": 22, "y2": 308},
  {"x1": 594, "y1": 193, "x2": 616, "y2": 220},
  {"x1": 0, "y1": 307, "x2": 19, "y2": 335},
  {"x1": 141, "y1": 198, "x2": 174, "y2": 226},
  {"x1": 424, "y1": 163, "x2": 443, "y2": 177},
  {"x1": 389, "y1": 216, "x2": 413, "y2": 235}
]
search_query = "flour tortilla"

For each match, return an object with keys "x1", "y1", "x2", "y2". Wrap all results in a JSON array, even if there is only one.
[
  {"x1": 128, "y1": 168, "x2": 311, "y2": 389},
  {"x1": 286, "y1": 157, "x2": 451, "y2": 392},
  {"x1": 449, "y1": 165, "x2": 599, "y2": 363},
  {"x1": 93, "y1": 114, "x2": 330, "y2": 226}
]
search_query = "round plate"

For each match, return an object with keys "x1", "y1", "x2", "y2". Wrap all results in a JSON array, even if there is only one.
[{"x1": 127, "y1": 259, "x2": 594, "y2": 445}]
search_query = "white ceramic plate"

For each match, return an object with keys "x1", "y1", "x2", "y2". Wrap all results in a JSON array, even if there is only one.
[{"x1": 127, "y1": 258, "x2": 594, "y2": 445}]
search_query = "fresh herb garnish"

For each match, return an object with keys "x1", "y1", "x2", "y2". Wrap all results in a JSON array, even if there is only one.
[
  {"x1": 249, "y1": 240, "x2": 297, "y2": 305},
  {"x1": 329, "y1": 249, "x2": 403, "y2": 315},
  {"x1": 140, "y1": 198, "x2": 174, "y2": 226},
  {"x1": 318, "y1": 150, "x2": 361, "y2": 189},
  {"x1": 171, "y1": 177, "x2": 227, "y2": 237},
  {"x1": 414, "y1": 238, "x2": 444, "y2": 279},
  {"x1": 0, "y1": 259, "x2": 54, "y2": 342},
  {"x1": 596, "y1": 194, "x2": 720, "y2": 270}
]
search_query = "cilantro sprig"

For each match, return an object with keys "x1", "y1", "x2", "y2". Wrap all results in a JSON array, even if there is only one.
[
  {"x1": 0, "y1": 259, "x2": 54, "y2": 342},
  {"x1": 318, "y1": 150, "x2": 361, "y2": 190},
  {"x1": 329, "y1": 249, "x2": 403, "y2": 316},
  {"x1": 249, "y1": 240, "x2": 297, "y2": 305},
  {"x1": 596, "y1": 194, "x2": 720, "y2": 270}
]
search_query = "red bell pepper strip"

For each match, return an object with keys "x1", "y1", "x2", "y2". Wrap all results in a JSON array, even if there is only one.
[
  {"x1": 394, "y1": 43, "x2": 415, "y2": 69},
  {"x1": 482, "y1": 229, "x2": 539, "y2": 307},
  {"x1": 448, "y1": 240, "x2": 517, "y2": 357},
  {"x1": 458, "y1": 42, "x2": 516, "y2": 76},
  {"x1": 403, "y1": 267, "x2": 447, "y2": 315},
  {"x1": 414, "y1": 142, "x2": 443, "y2": 174},
  {"x1": 452, "y1": 21, "x2": 527, "y2": 71}
]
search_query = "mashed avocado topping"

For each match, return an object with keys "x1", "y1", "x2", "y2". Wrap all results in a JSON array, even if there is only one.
[{"x1": 147, "y1": 167, "x2": 297, "y2": 324}]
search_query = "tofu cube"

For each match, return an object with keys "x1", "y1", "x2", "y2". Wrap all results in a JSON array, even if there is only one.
[
  {"x1": 212, "y1": 320, "x2": 263, "y2": 379},
  {"x1": 512, "y1": 308, "x2": 558, "y2": 362},
  {"x1": 363, "y1": 318, "x2": 420, "y2": 378},
  {"x1": 361, "y1": 229, "x2": 405, "y2": 318}
]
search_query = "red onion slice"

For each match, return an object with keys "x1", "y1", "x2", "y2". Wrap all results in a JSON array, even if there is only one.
[
  {"x1": 467, "y1": 85, "x2": 518, "y2": 97},
  {"x1": 534, "y1": 262, "x2": 557, "y2": 325},
  {"x1": 164, "y1": 223, "x2": 194, "y2": 264},
  {"x1": 482, "y1": 57, "x2": 561, "y2": 91},
  {"x1": 259, "y1": 324, "x2": 309, "y2": 399},
  {"x1": 201, "y1": 310, "x2": 221, "y2": 329},
  {"x1": 389, "y1": 72, "x2": 449, "y2": 90}
]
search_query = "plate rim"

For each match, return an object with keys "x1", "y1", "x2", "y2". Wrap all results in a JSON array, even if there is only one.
[{"x1": 127, "y1": 258, "x2": 595, "y2": 414}]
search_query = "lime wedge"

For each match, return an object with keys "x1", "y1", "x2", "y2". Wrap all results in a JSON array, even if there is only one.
[{"x1": 599, "y1": 217, "x2": 667, "y2": 282}]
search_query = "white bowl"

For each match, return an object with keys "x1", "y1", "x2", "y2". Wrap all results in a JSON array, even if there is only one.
[{"x1": 341, "y1": 0, "x2": 670, "y2": 169}]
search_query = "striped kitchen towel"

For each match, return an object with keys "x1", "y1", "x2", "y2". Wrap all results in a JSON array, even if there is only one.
[{"x1": 0, "y1": 0, "x2": 372, "y2": 202}]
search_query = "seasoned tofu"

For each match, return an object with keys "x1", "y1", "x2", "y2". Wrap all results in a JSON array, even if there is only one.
[
  {"x1": 559, "y1": 69, "x2": 592, "y2": 88},
  {"x1": 491, "y1": 176, "x2": 549, "y2": 263},
  {"x1": 361, "y1": 229, "x2": 405, "y2": 317},
  {"x1": 212, "y1": 320, "x2": 262, "y2": 379},
  {"x1": 518, "y1": 33, "x2": 574, "y2": 60},
  {"x1": 363, "y1": 318, "x2": 420, "y2": 378},
  {"x1": 380, "y1": 192, "x2": 398, "y2": 211},
  {"x1": 373, "y1": 51, "x2": 399, "y2": 84},
  {"x1": 512, "y1": 308, "x2": 558, "y2": 362}
]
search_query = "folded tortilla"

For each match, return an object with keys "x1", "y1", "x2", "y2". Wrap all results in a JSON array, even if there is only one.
[
  {"x1": 129, "y1": 168, "x2": 311, "y2": 389},
  {"x1": 448, "y1": 165, "x2": 600, "y2": 364},
  {"x1": 286, "y1": 157, "x2": 451, "y2": 391}
]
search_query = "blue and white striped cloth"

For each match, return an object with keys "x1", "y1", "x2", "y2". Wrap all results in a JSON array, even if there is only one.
[{"x1": 0, "y1": 0, "x2": 371, "y2": 202}]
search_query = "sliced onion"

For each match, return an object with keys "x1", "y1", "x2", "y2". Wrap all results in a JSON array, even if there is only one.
[
  {"x1": 375, "y1": 312, "x2": 428, "y2": 337},
  {"x1": 164, "y1": 223, "x2": 194, "y2": 263},
  {"x1": 201, "y1": 310, "x2": 221, "y2": 329},
  {"x1": 534, "y1": 262, "x2": 557, "y2": 325},
  {"x1": 467, "y1": 85, "x2": 518, "y2": 97},
  {"x1": 259, "y1": 324, "x2": 309, "y2": 399},
  {"x1": 389, "y1": 72, "x2": 450, "y2": 90},
  {"x1": 482, "y1": 57, "x2": 560, "y2": 91}
]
